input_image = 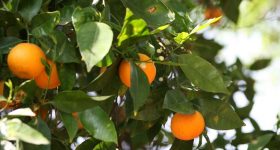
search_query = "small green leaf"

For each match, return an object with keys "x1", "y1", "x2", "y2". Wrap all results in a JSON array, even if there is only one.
[
  {"x1": 121, "y1": 0, "x2": 175, "y2": 27},
  {"x1": 2, "y1": 118, "x2": 49, "y2": 145},
  {"x1": 31, "y1": 11, "x2": 60, "y2": 37},
  {"x1": 248, "y1": 134, "x2": 274, "y2": 150},
  {"x1": 60, "y1": 112, "x2": 78, "y2": 142},
  {"x1": 199, "y1": 99, "x2": 244, "y2": 130},
  {"x1": 163, "y1": 89, "x2": 194, "y2": 114},
  {"x1": 0, "y1": 37, "x2": 22, "y2": 54},
  {"x1": 190, "y1": 17, "x2": 222, "y2": 35},
  {"x1": 76, "y1": 139, "x2": 98, "y2": 150},
  {"x1": 8, "y1": 108, "x2": 35, "y2": 117},
  {"x1": 50, "y1": 90, "x2": 99, "y2": 113},
  {"x1": 76, "y1": 22, "x2": 113, "y2": 72},
  {"x1": 249, "y1": 59, "x2": 271, "y2": 70},
  {"x1": 174, "y1": 32, "x2": 190, "y2": 45},
  {"x1": 178, "y1": 54, "x2": 229, "y2": 94},
  {"x1": 79, "y1": 107, "x2": 118, "y2": 144},
  {"x1": 221, "y1": 0, "x2": 241, "y2": 23},
  {"x1": 59, "y1": 5, "x2": 75, "y2": 25},
  {"x1": 117, "y1": 9, "x2": 150, "y2": 47},
  {"x1": 129, "y1": 62, "x2": 150, "y2": 111},
  {"x1": 72, "y1": 7, "x2": 98, "y2": 30},
  {"x1": 18, "y1": 0, "x2": 43, "y2": 22}
]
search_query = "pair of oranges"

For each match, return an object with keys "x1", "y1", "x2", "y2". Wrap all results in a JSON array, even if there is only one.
[
  {"x1": 118, "y1": 54, "x2": 205, "y2": 141},
  {"x1": 7, "y1": 43, "x2": 60, "y2": 89}
]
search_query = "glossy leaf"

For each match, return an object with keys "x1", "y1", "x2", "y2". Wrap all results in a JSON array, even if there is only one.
[
  {"x1": 129, "y1": 62, "x2": 150, "y2": 111},
  {"x1": 76, "y1": 139, "x2": 98, "y2": 150},
  {"x1": 2, "y1": 118, "x2": 49, "y2": 145},
  {"x1": 59, "y1": 5, "x2": 75, "y2": 25},
  {"x1": 79, "y1": 107, "x2": 117, "y2": 144},
  {"x1": 72, "y1": 7, "x2": 98, "y2": 30},
  {"x1": 199, "y1": 99, "x2": 244, "y2": 130},
  {"x1": 60, "y1": 112, "x2": 78, "y2": 142},
  {"x1": 76, "y1": 22, "x2": 113, "y2": 72},
  {"x1": 18, "y1": 0, "x2": 42, "y2": 22},
  {"x1": 248, "y1": 134, "x2": 274, "y2": 150},
  {"x1": 163, "y1": 89, "x2": 194, "y2": 114},
  {"x1": 249, "y1": 59, "x2": 271, "y2": 70},
  {"x1": 117, "y1": 9, "x2": 149, "y2": 47},
  {"x1": 50, "y1": 90, "x2": 99, "y2": 113},
  {"x1": 178, "y1": 54, "x2": 229, "y2": 94},
  {"x1": 8, "y1": 108, "x2": 35, "y2": 117},
  {"x1": 0, "y1": 37, "x2": 22, "y2": 54},
  {"x1": 31, "y1": 11, "x2": 60, "y2": 37},
  {"x1": 121, "y1": 0, "x2": 175, "y2": 27}
]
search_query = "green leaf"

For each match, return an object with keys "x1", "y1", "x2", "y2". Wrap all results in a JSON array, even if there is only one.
[
  {"x1": 199, "y1": 99, "x2": 244, "y2": 130},
  {"x1": 76, "y1": 22, "x2": 113, "y2": 72},
  {"x1": 129, "y1": 62, "x2": 150, "y2": 111},
  {"x1": 248, "y1": 134, "x2": 274, "y2": 150},
  {"x1": 163, "y1": 89, "x2": 194, "y2": 114},
  {"x1": 79, "y1": 107, "x2": 118, "y2": 144},
  {"x1": 2, "y1": 118, "x2": 49, "y2": 145},
  {"x1": 121, "y1": 0, "x2": 175, "y2": 27},
  {"x1": 190, "y1": 17, "x2": 222, "y2": 34},
  {"x1": 8, "y1": 108, "x2": 35, "y2": 117},
  {"x1": 249, "y1": 59, "x2": 271, "y2": 70},
  {"x1": 0, "y1": 37, "x2": 22, "y2": 54},
  {"x1": 60, "y1": 112, "x2": 78, "y2": 142},
  {"x1": 174, "y1": 32, "x2": 190, "y2": 45},
  {"x1": 31, "y1": 11, "x2": 60, "y2": 37},
  {"x1": 93, "y1": 142, "x2": 116, "y2": 150},
  {"x1": 76, "y1": 139, "x2": 98, "y2": 150},
  {"x1": 59, "y1": 5, "x2": 75, "y2": 25},
  {"x1": 57, "y1": 64, "x2": 76, "y2": 91},
  {"x1": 171, "y1": 139, "x2": 193, "y2": 150},
  {"x1": 50, "y1": 90, "x2": 99, "y2": 113},
  {"x1": 221, "y1": 0, "x2": 241, "y2": 23},
  {"x1": 72, "y1": 7, "x2": 98, "y2": 30},
  {"x1": 178, "y1": 54, "x2": 229, "y2": 94},
  {"x1": 18, "y1": 0, "x2": 43, "y2": 22},
  {"x1": 117, "y1": 9, "x2": 150, "y2": 47},
  {"x1": 22, "y1": 118, "x2": 51, "y2": 150}
]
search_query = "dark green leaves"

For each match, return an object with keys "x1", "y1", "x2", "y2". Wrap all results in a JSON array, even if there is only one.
[
  {"x1": 248, "y1": 134, "x2": 274, "y2": 150},
  {"x1": 221, "y1": 0, "x2": 241, "y2": 23},
  {"x1": 18, "y1": 0, "x2": 42, "y2": 22},
  {"x1": 178, "y1": 54, "x2": 228, "y2": 94},
  {"x1": 50, "y1": 90, "x2": 99, "y2": 113},
  {"x1": 249, "y1": 59, "x2": 271, "y2": 70},
  {"x1": 79, "y1": 107, "x2": 117, "y2": 144},
  {"x1": 129, "y1": 62, "x2": 150, "y2": 111},
  {"x1": 163, "y1": 89, "x2": 194, "y2": 114},
  {"x1": 121, "y1": 0, "x2": 175, "y2": 27},
  {"x1": 60, "y1": 112, "x2": 78, "y2": 142},
  {"x1": 171, "y1": 139, "x2": 193, "y2": 150},
  {"x1": 72, "y1": 7, "x2": 98, "y2": 30},
  {"x1": 76, "y1": 22, "x2": 113, "y2": 72},
  {"x1": 0, "y1": 37, "x2": 22, "y2": 54},
  {"x1": 199, "y1": 99, "x2": 244, "y2": 130},
  {"x1": 31, "y1": 11, "x2": 60, "y2": 37}
]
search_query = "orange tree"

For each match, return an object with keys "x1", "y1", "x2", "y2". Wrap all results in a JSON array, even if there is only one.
[{"x1": 0, "y1": 0, "x2": 279, "y2": 149}]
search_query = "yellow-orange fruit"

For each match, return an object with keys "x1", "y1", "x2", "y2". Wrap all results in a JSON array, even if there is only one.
[
  {"x1": 7, "y1": 43, "x2": 46, "y2": 79},
  {"x1": 204, "y1": 7, "x2": 223, "y2": 19},
  {"x1": 35, "y1": 60, "x2": 60, "y2": 89},
  {"x1": 171, "y1": 111, "x2": 205, "y2": 140},
  {"x1": 118, "y1": 53, "x2": 156, "y2": 87}
]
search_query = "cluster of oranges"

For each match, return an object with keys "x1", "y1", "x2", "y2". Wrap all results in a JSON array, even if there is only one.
[{"x1": 7, "y1": 43, "x2": 60, "y2": 89}]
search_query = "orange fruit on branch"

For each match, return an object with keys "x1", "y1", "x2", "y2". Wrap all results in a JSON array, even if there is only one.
[
  {"x1": 7, "y1": 43, "x2": 47, "y2": 79},
  {"x1": 118, "y1": 53, "x2": 156, "y2": 87},
  {"x1": 35, "y1": 59, "x2": 60, "y2": 89},
  {"x1": 171, "y1": 111, "x2": 205, "y2": 141}
]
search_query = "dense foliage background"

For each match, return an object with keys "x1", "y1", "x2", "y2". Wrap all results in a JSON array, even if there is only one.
[{"x1": 0, "y1": 0, "x2": 279, "y2": 149}]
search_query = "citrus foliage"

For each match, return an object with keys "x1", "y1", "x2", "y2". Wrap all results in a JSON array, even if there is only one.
[{"x1": 0, "y1": 0, "x2": 279, "y2": 149}]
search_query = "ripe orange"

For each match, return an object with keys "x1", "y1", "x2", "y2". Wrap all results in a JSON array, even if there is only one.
[
  {"x1": 72, "y1": 112, "x2": 83, "y2": 129},
  {"x1": 204, "y1": 7, "x2": 223, "y2": 20},
  {"x1": 7, "y1": 43, "x2": 47, "y2": 79},
  {"x1": 34, "y1": 60, "x2": 60, "y2": 89},
  {"x1": 118, "y1": 53, "x2": 156, "y2": 87},
  {"x1": 171, "y1": 111, "x2": 205, "y2": 141}
]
